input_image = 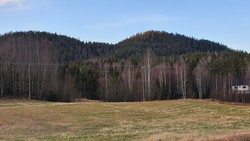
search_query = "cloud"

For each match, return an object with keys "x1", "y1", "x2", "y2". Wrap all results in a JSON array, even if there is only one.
[
  {"x1": 0, "y1": 0, "x2": 26, "y2": 12},
  {"x1": 0, "y1": 0, "x2": 23, "y2": 6},
  {"x1": 0, "y1": 0, "x2": 54, "y2": 12}
]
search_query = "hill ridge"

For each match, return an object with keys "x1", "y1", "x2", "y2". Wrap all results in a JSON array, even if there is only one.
[{"x1": 0, "y1": 30, "x2": 231, "y2": 62}]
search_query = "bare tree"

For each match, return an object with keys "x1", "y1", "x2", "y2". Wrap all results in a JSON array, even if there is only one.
[
  {"x1": 144, "y1": 48, "x2": 154, "y2": 100},
  {"x1": 193, "y1": 59, "x2": 209, "y2": 99},
  {"x1": 174, "y1": 57, "x2": 187, "y2": 99},
  {"x1": 0, "y1": 33, "x2": 58, "y2": 100},
  {"x1": 121, "y1": 62, "x2": 135, "y2": 101}
]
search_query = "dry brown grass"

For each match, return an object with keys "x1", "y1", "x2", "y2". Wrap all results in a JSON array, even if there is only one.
[
  {"x1": 0, "y1": 99, "x2": 250, "y2": 140},
  {"x1": 207, "y1": 133, "x2": 250, "y2": 141}
]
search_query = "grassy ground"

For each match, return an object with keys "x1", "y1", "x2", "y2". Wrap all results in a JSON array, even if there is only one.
[{"x1": 0, "y1": 99, "x2": 250, "y2": 141}]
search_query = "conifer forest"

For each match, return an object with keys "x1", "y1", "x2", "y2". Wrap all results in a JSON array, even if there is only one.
[{"x1": 1, "y1": 31, "x2": 250, "y2": 103}]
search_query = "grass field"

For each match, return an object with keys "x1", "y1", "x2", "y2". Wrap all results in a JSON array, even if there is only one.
[{"x1": 1, "y1": 99, "x2": 250, "y2": 141}]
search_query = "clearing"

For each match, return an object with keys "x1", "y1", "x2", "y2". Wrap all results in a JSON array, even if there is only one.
[{"x1": 0, "y1": 99, "x2": 250, "y2": 141}]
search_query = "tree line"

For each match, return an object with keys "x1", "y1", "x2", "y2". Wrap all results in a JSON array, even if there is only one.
[{"x1": 0, "y1": 31, "x2": 249, "y2": 103}]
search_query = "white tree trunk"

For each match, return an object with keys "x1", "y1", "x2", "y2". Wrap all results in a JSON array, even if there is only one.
[
  {"x1": 128, "y1": 65, "x2": 131, "y2": 93},
  {"x1": 105, "y1": 65, "x2": 108, "y2": 101},
  {"x1": 28, "y1": 65, "x2": 31, "y2": 99}
]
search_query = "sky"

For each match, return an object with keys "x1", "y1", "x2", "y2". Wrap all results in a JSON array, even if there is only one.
[{"x1": 0, "y1": 0, "x2": 249, "y2": 52}]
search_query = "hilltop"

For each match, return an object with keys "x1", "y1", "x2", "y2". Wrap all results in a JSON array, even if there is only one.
[
  {"x1": 113, "y1": 31, "x2": 229, "y2": 59},
  {"x1": 0, "y1": 30, "x2": 230, "y2": 62}
]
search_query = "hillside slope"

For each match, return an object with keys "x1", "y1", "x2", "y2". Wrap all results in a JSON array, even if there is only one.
[
  {"x1": 111, "y1": 31, "x2": 230, "y2": 59},
  {"x1": 0, "y1": 31, "x2": 231, "y2": 62},
  {"x1": 1, "y1": 31, "x2": 246, "y2": 102},
  {"x1": 0, "y1": 31, "x2": 113, "y2": 63}
]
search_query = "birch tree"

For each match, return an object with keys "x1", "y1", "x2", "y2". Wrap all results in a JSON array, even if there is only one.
[
  {"x1": 174, "y1": 57, "x2": 187, "y2": 99},
  {"x1": 144, "y1": 48, "x2": 153, "y2": 100},
  {"x1": 193, "y1": 59, "x2": 209, "y2": 99}
]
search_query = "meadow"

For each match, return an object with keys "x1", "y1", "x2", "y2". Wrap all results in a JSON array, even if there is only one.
[{"x1": 0, "y1": 99, "x2": 250, "y2": 141}]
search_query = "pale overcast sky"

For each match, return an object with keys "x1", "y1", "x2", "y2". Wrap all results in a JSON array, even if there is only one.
[{"x1": 0, "y1": 0, "x2": 249, "y2": 52}]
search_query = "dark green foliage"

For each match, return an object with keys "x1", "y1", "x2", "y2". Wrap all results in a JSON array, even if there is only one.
[
  {"x1": 0, "y1": 31, "x2": 113, "y2": 63},
  {"x1": 113, "y1": 31, "x2": 230, "y2": 60},
  {"x1": 0, "y1": 31, "x2": 230, "y2": 63},
  {"x1": 67, "y1": 64, "x2": 100, "y2": 100},
  {"x1": 210, "y1": 51, "x2": 248, "y2": 77},
  {"x1": 1, "y1": 30, "x2": 250, "y2": 103},
  {"x1": 46, "y1": 91, "x2": 63, "y2": 102}
]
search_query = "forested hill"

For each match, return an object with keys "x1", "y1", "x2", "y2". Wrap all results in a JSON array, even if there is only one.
[
  {"x1": 0, "y1": 31, "x2": 113, "y2": 63},
  {"x1": 112, "y1": 31, "x2": 230, "y2": 59},
  {"x1": 1, "y1": 30, "x2": 250, "y2": 103},
  {"x1": 0, "y1": 31, "x2": 231, "y2": 63}
]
